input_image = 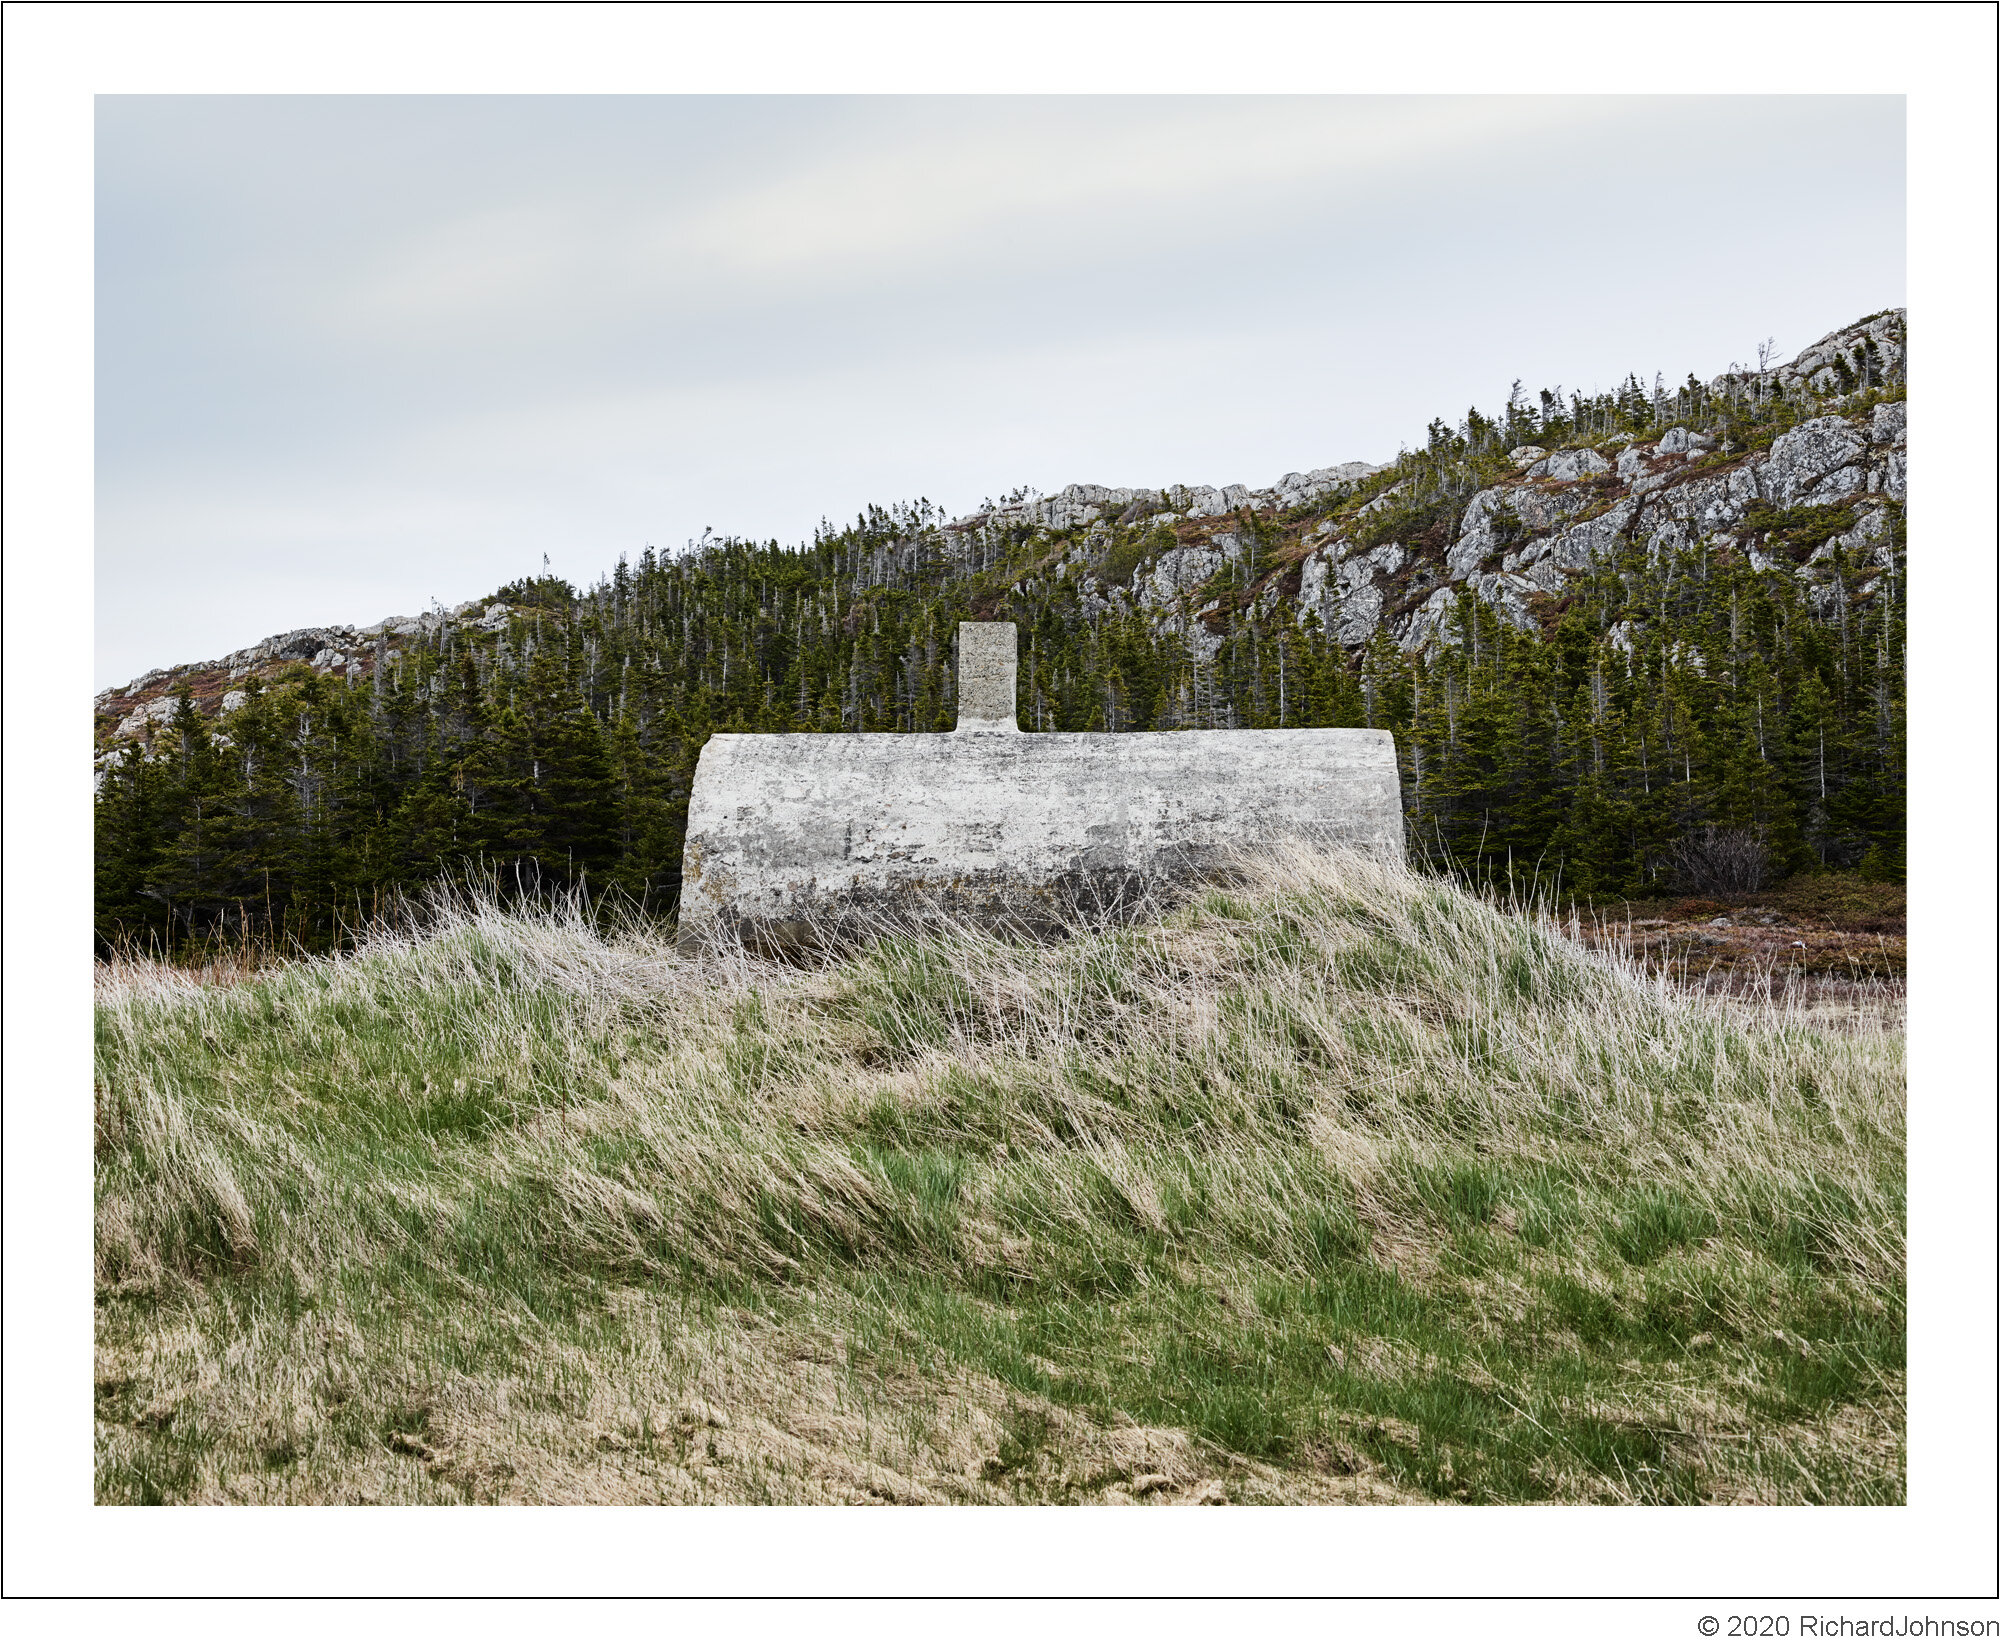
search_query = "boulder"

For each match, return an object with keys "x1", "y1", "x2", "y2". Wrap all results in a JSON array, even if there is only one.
[
  {"x1": 1526, "y1": 448, "x2": 1610, "y2": 482},
  {"x1": 1268, "y1": 461, "x2": 1384, "y2": 510},
  {"x1": 1182, "y1": 484, "x2": 1252, "y2": 520},
  {"x1": 1654, "y1": 427, "x2": 1698, "y2": 454},
  {"x1": 112, "y1": 696, "x2": 181, "y2": 741},
  {"x1": 1506, "y1": 445, "x2": 1548, "y2": 466},
  {"x1": 260, "y1": 626, "x2": 345, "y2": 662},
  {"x1": 1616, "y1": 446, "x2": 1647, "y2": 481}
]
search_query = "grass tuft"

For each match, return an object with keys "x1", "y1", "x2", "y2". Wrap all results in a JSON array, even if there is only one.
[{"x1": 95, "y1": 848, "x2": 1903, "y2": 1504}]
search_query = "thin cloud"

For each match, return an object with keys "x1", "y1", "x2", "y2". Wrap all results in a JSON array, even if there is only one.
[{"x1": 95, "y1": 94, "x2": 1903, "y2": 689}]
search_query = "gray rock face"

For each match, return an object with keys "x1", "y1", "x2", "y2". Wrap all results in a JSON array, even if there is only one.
[
  {"x1": 1396, "y1": 586, "x2": 1458, "y2": 650},
  {"x1": 1355, "y1": 480, "x2": 1410, "y2": 516},
  {"x1": 1615, "y1": 445, "x2": 1653, "y2": 484},
  {"x1": 1447, "y1": 484, "x2": 1589, "y2": 585},
  {"x1": 1634, "y1": 465, "x2": 1762, "y2": 544},
  {"x1": 1531, "y1": 496, "x2": 1640, "y2": 578},
  {"x1": 677, "y1": 622, "x2": 1405, "y2": 949},
  {"x1": 1298, "y1": 540, "x2": 1408, "y2": 645},
  {"x1": 1881, "y1": 448, "x2": 1906, "y2": 503},
  {"x1": 112, "y1": 696, "x2": 182, "y2": 741},
  {"x1": 1526, "y1": 448, "x2": 1610, "y2": 482},
  {"x1": 98, "y1": 670, "x2": 168, "y2": 711},
  {"x1": 1138, "y1": 543, "x2": 1224, "y2": 609},
  {"x1": 1360, "y1": 541, "x2": 1407, "y2": 579},
  {"x1": 1820, "y1": 506, "x2": 1895, "y2": 566},
  {"x1": 266, "y1": 627, "x2": 347, "y2": 662},
  {"x1": 929, "y1": 389, "x2": 1904, "y2": 665},
  {"x1": 1296, "y1": 548, "x2": 1335, "y2": 629},
  {"x1": 1269, "y1": 461, "x2": 1382, "y2": 511},
  {"x1": 1653, "y1": 427, "x2": 1714, "y2": 454},
  {"x1": 1757, "y1": 416, "x2": 1870, "y2": 507},
  {"x1": 1029, "y1": 483, "x2": 1133, "y2": 530},
  {"x1": 1468, "y1": 571, "x2": 1536, "y2": 628},
  {"x1": 944, "y1": 459, "x2": 1384, "y2": 541},
  {"x1": 1182, "y1": 484, "x2": 1253, "y2": 520},
  {"x1": 1447, "y1": 492, "x2": 1507, "y2": 579},
  {"x1": 1335, "y1": 583, "x2": 1385, "y2": 646}
]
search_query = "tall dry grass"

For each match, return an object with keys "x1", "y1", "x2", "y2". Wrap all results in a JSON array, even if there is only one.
[{"x1": 94, "y1": 848, "x2": 1904, "y2": 1504}]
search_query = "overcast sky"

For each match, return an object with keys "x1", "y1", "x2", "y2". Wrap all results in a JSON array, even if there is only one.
[{"x1": 94, "y1": 94, "x2": 1904, "y2": 689}]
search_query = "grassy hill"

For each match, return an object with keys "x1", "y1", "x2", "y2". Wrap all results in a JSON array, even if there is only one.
[{"x1": 94, "y1": 848, "x2": 1904, "y2": 1504}]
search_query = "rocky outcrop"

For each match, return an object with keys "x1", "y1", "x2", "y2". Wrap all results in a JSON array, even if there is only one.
[
  {"x1": 1710, "y1": 310, "x2": 1905, "y2": 401},
  {"x1": 112, "y1": 695, "x2": 183, "y2": 741},
  {"x1": 945, "y1": 460, "x2": 1386, "y2": 538},
  {"x1": 1758, "y1": 416, "x2": 1871, "y2": 507},
  {"x1": 1654, "y1": 426, "x2": 1716, "y2": 455},
  {"x1": 94, "y1": 597, "x2": 521, "y2": 778},
  {"x1": 1294, "y1": 539, "x2": 1410, "y2": 647},
  {"x1": 1138, "y1": 542, "x2": 1226, "y2": 610},
  {"x1": 1525, "y1": 448, "x2": 1609, "y2": 483},
  {"x1": 1380, "y1": 318, "x2": 1907, "y2": 652}
]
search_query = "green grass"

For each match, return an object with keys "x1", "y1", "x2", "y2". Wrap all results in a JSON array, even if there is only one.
[{"x1": 94, "y1": 849, "x2": 1904, "y2": 1504}]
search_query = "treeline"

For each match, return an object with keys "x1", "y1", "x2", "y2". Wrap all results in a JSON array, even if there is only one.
[
  {"x1": 1401, "y1": 544, "x2": 1904, "y2": 893},
  {"x1": 94, "y1": 353, "x2": 1905, "y2": 953}
]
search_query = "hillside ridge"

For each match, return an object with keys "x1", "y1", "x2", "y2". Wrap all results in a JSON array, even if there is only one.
[
  {"x1": 97, "y1": 312, "x2": 1904, "y2": 732},
  {"x1": 93, "y1": 309, "x2": 1905, "y2": 946},
  {"x1": 95, "y1": 310, "x2": 1903, "y2": 741}
]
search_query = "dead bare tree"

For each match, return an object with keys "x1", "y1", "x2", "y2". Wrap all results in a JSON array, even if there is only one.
[{"x1": 1672, "y1": 826, "x2": 1771, "y2": 896}]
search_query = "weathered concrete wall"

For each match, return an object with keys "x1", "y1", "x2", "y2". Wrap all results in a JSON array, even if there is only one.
[
  {"x1": 954, "y1": 622, "x2": 1019, "y2": 732},
  {"x1": 679, "y1": 626, "x2": 1404, "y2": 949}
]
